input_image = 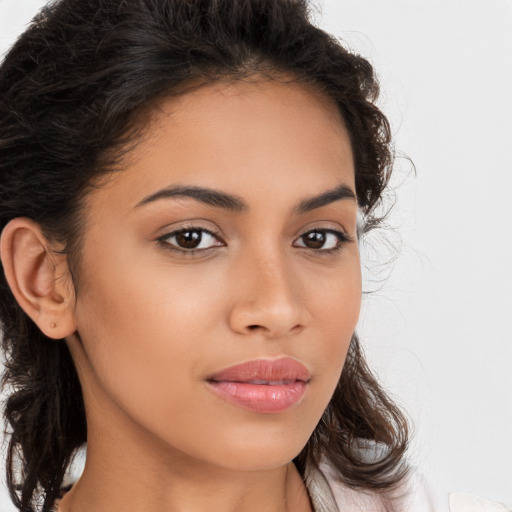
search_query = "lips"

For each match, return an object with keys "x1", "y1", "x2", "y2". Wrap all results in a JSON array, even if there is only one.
[{"x1": 206, "y1": 357, "x2": 310, "y2": 414}]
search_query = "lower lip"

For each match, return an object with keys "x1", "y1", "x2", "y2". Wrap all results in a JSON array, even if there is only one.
[{"x1": 207, "y1": 381, "x2": 308, "y2": 413}]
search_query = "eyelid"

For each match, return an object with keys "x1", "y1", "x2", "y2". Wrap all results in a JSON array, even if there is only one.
[
  {"x1": 295, "y1": 221, "x2": 354, "y2": 240},
  {"x1": 156, "y1": 225, "x2": 225, "y2": 253},
  {"x1": 293, "y1": 226, "x2": 354, "y2": 252}
]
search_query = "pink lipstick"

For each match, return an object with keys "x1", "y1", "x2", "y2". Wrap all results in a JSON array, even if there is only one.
[{"x1": 206, "y1": 358, "x2": 310, "y2": 413}]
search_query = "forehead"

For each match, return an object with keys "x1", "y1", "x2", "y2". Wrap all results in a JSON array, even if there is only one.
[
  {"x1": 88, "y1": 79, "x2": 355, "y2": 215},
  {"x1": 147, "y1": 78, "x2": 347, "y2": 150}
]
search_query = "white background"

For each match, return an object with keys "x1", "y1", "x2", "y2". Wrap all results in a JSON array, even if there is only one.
[{"x1": 0, "y1": 0, "x2": 511, "y2": 509}]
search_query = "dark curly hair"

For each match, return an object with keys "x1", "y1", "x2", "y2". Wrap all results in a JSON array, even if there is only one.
[{"x1": 0, "y1": 0, "x2": 408, "y2": 510}]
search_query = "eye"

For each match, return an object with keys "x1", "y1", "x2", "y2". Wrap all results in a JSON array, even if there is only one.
[
  {"x1": 293, "y1": 229, "x2": 349, "y2": 252},
  {"x1": 158, "y1": 228, "x2": 224, "y2": 252}
]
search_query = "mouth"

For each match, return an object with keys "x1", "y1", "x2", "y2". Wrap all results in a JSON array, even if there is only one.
[{"x1": 206, "y1": 357, "x2": 310, "y2": 414}]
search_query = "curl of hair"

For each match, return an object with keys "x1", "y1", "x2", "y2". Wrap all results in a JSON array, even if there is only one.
[{"x1": 0, "y1": 0, "x2": 407, "y2": 510}]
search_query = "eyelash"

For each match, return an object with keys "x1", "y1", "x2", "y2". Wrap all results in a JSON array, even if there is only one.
[
  {"x1": 293, "y1": 228, "x2": 352, "y2": 254},
  {"x1": 157, "y1": 227, "x2": 223, "y2": 254},
  {"x1": 157, "y1": 226, "x2": 353, "y2": 256}
]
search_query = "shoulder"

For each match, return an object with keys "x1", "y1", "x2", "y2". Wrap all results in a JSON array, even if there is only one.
[{"x1": 307, "y1": 463, "x2": 509, "y2": 512}]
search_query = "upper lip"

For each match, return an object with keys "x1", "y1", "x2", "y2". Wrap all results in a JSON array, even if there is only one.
[{"x1": 207, "y1": 357, "x2": 310, "y2": 383}]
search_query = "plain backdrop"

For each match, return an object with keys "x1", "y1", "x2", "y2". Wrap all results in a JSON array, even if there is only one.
[{"x1": 0, "y1": 0, "x2": 511, "y2": 510}]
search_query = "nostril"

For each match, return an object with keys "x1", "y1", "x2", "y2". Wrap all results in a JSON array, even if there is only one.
[{"x1": 247, "y1": 325, "x2": 260, "y2": 331}]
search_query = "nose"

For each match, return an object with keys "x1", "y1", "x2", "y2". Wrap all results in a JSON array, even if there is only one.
[{"x1": 228, "y1": 251, "x2": 308, "y2": 339}]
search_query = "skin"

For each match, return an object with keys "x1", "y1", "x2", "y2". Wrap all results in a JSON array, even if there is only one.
[{"x1": 1, "y1": 79, "x2": 361, "y2": 512}]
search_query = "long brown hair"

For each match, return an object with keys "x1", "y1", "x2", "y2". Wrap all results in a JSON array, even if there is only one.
[{"x1": 0, "y1": 1, "x2": 408, "y2": 510}]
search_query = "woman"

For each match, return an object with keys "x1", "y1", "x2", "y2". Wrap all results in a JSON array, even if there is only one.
[{"x1": 0, "y1": 1, "x2": 507, "y2": 511}]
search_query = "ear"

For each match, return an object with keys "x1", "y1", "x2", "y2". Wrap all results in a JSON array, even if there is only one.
[{"x1": 0, "y1": 218, "x2": 77, "y2": 339}]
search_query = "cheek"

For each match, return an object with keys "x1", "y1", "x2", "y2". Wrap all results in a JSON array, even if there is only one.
[
  {"x1": 72, "y1": 263, "x2": 224, "y2": 460},
  {"x1": 319, "y1": 264, "x2": 361, "y2": 375},
  {"x1": 309, "y1": 252, "x2": 362, "y2": 341},
  {"x1": 299, "y1": 251, "x2": 362, "y2": 401},
  {"x1": 74, "y1": 254, "x2": 223, "y2": 387}
]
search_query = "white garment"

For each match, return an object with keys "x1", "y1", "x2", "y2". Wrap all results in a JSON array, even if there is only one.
[
  {"x1": 450, "y1": 493, "x2": 510, "y2": 512},
  {"x1": 305, "y1": 463, "x2": 509, "y2": 512}
]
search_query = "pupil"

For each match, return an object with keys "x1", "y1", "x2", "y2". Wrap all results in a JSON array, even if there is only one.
[
  {"x1": 304, "y1": 231, "x2": 325, "y2": 248},
  {"x1": 176, "y1": 230, "x2": 202, "y2": 249}
]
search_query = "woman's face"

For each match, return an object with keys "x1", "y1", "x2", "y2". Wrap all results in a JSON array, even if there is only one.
[{"x1": 68, "y1": 79, "x2": 361, "y2": 471}]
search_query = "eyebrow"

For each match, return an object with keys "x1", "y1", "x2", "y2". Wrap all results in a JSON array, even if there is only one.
[
  {"x1": 294, "y1": 184, "x2": 356, "y2": 214},
  {"x1": 136, "y1": 183, "x2": 356, "y2": 213},
  {"x1": 136, "y1": 185, "x2": 247, "y2": 211}
]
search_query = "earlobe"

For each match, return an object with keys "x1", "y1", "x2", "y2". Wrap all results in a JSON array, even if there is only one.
[{"x1": 0, "y1": 218, "x2": 76, "y2": 339}]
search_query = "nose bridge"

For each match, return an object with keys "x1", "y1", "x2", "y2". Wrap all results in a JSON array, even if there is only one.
[
  {"x1": 253, "y1": 249, "x2": 294, "y2": 304},
  {"x1": 229, "y1": 244, "x2": 306, "y2": 337}
]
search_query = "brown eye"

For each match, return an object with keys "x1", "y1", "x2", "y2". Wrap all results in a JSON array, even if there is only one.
[
  {"x1": 159, "y1": 228, "x2": 223, "y2": 251},
  {"x1": 293, "y1": 229, "x2": 348, "y2": 251},
  {"x1": 302, "y1": 231, "x2": 326, "y2": 249},
  {"x1": 175, "y1": 230, "x2": 202, "y2": 249}
]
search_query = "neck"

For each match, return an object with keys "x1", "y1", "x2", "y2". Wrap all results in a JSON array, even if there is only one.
[
  {"x1": 60, "y1": 461, "x2": 310, "y2": 512},
  {"x1": 59, "y1": 452, "x2": 311, "y2": 512},
  {"x1": 58, "y1": 398, "x2": 313, "y2": 512}
]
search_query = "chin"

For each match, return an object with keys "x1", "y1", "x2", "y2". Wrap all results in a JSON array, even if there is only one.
[
  {"x1": 211, "y1": 448, "x2": 304, "y2": 473},
  {"x1": 190, "y1": 423, "x2": 313, "y2": 472}
]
